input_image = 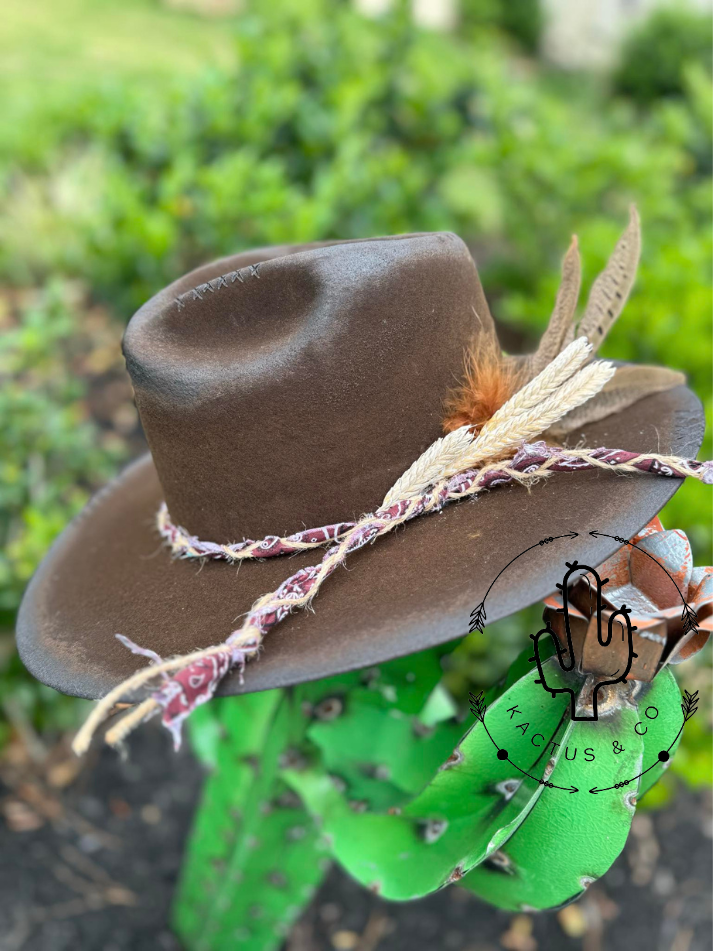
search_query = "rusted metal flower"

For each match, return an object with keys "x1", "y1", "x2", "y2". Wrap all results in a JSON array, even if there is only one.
[{"x1": 543, "y1": 516, "x2": 712, "y2": 682}]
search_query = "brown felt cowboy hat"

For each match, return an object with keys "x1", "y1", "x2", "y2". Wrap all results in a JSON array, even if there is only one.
[{"x1": 16, "y1": 228, "x2": 705, "y2": 702}]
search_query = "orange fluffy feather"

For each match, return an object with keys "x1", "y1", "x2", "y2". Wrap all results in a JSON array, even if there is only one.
[{"x1": 442, "y1": 344, "x2": 521, "y2": 436}]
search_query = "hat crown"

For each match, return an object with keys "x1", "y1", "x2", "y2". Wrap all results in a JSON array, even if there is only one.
[{"x1": 123, "y1": 233, "x2": 488, "y2": 541}]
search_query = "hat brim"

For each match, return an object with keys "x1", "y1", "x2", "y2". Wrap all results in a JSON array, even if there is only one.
[{"x1": 16, "y1": 381, "x2": 704, "y2": 701}]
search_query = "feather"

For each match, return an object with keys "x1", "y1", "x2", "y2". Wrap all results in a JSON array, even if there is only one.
[
  {"x1": 442, "y1": 340, "x2": 519, "y2": 436},
  {"x1": 441, "y1": 209, "x2": 671, "y2": 447},
  {"x1": 546, "y1": 363, "x2": 686, "y2": 437},
  {"x1": 445, "y1": 337, "x2": 592, "y2": 438},
  {"x1": 457, "y1": 358, "x2": 616, "y2": 470},
  {"x1": 576, "y1": 205, "x2": 641, "y2": 351},
  {"x1": 521, "y1": 235, "x2": 582, "y2": 383}
]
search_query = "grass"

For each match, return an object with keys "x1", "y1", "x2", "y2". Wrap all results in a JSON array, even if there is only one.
[{"x1": 0, "y1": 0, "x2": 237, "y2": 92}]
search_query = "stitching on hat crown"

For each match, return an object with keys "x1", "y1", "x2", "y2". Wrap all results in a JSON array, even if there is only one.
[
  {"x1": 168, "y1": 236, "x2": 455, "y2": 314},
  {"x1": 174, "y1": 262, "x2": 261, "y2": 311}
]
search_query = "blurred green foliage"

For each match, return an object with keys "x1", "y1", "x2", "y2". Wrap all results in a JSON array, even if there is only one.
[
  {"x1": 460, "y1": 0, "x2": 543, "y2": 52},
  {"x1": 0, "y1": 283, "x2": 124, "y2": 611},
  {"x1": 0, "y1": 0, "x2": 710, "y2": 776},
  {"x1": 614, "y1": 5, "x2": 713, "y2": 104},
  {"x1": 1, "y1": 0, "x2": 709, "y2": 549},
  {"x1": 0, "y1": 283, "x2": 121, "y2": 733}
]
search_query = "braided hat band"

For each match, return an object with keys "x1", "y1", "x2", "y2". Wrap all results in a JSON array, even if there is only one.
[
  {"x1": 71, "y1": 334, "x2": 713, "y2": 755},
  {"x1": 157, "y1": 442, "x2": 711, "y2": 564}
]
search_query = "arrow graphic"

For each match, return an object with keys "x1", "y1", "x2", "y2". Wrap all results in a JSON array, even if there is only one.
[
  {"x1": 470, "y1": 532, "x2": 579, "y2": 633},
  {"x1": 469, "y1": 692, "x2": 579, "y2": 793},
  {"x1": 589, "y1": 695, "x2": 698, "y2": 794},
  {"x1": 589, "y1": 530, "x2": 699, "y2": 635},
  {"x1": 507, "y1": 756, "x2": 579, "y2": 794}
]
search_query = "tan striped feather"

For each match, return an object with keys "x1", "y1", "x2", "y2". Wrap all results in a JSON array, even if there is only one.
[
  {"x1": 522, "y1": 234, "x2": 582, "y2": 383},
  {"x1": 576, "y1": 205, "x2": 641, "y2": 351},
  {"x1": 546, "y1": 363, "x2": 686, "y2": 437}
]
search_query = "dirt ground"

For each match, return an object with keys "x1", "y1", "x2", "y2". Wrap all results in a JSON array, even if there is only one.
[{"x1": 0, "y1": 722, "x2": 710, "y2": 951}]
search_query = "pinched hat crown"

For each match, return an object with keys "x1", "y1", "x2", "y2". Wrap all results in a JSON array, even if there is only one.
[{"x1": 123, "y1": 234, "x2": 489, "y2": 540}]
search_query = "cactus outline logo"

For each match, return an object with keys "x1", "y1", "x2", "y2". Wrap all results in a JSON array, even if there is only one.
[
  {"x1": 530, "y1": 562, "x2": 638, "y2": 721},
  {"x1": 469, "y1": 531, "x2": 704, "y2": 794}
]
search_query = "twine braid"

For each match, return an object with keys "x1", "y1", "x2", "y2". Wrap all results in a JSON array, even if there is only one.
[
  {"x1": 73, "y1": 442, "x2": 712, "y2": 756},
  {"x1": 158, "y1": 448, "x2": 712, "y2": 562},
  {"x1": 156, "y1": 503, "x2": 357, "y2": 562},
  {"x1": 71, "y1": 339, "x2": 713, "y2": 755}
]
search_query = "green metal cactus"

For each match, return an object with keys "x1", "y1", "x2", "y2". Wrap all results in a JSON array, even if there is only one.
[
  {"x1": 636, "y1": 667, "x2": 683, "y2": 799},
  {"x1": 174, "y1": 629, "x2": 688, "y2": 949},
  {"x1": 174, "y1": 690, "x2": 329, "y2": 951},
  {"x1": 461, "y1": 666, "x2": 684, "y2": 910},
  {"x1": 459, "y1": 707, "x2": 644, "y2": 910},
  {"x1": 286, "y1": 656, "x2": 577, "y2": 900}
]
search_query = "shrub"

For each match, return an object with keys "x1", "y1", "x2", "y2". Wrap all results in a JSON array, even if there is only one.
[
  {"x1": 0, "y1": 282, "x2": 126, "y2": 611},
  {"x1": 614, "y1": 5, "x2": 713, "y2": 103},
  {"x1": 460, "y1": 0, "x2": 543, "y2": 53},
  {"x1": 0, "y1": 0, "x2": 709, "y2": 748}
]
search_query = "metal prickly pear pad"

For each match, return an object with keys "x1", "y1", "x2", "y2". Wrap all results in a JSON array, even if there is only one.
[
  {"x1": 461, "y1": 516, "x2": 708, "y2": 911},
  {"x1": 173, "y1": 515, "x2": 709, "y2": 946}
]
